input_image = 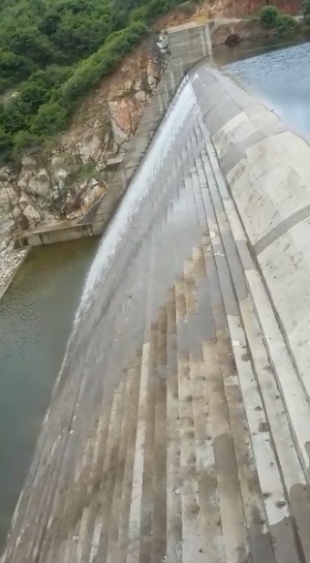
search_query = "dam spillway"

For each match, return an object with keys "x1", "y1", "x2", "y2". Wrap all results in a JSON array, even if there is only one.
[{"x1": 3, "y1": 60, "x2": 310, "y2": 563}]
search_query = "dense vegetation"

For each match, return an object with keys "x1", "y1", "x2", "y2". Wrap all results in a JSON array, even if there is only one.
[
  {"x1": 303, "y1": 0, "x2": 310, "y2": 23},
  {"x1": 259, "y1": 5, "x2": 299, "y2": 35},
  {"x1": 0, "y1": 0, "x2": 185, "y2": 161}
]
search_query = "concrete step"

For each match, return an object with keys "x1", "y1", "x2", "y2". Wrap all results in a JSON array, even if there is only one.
[
  {"x1": 175, "y1": 273, "x2": 206, "y2": 562},
  {"x1": 199, "y1": 140, "x2": 310, "y2": 562},
  {"x1": 186, "y1": 156, "x2": 276, "y2": 562},
  {"x1": 201, "y1": 137, "x2": 310, "y2": 473}
]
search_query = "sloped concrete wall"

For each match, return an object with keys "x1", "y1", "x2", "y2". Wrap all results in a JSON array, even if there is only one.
[
  {"x1": 168, "y1": 22, "x2": 211, "y2": 71},
  {"x1": 190, "y1": 63, "x2": 310, "y2": 396},
  {"x1": 92, "y1": 23, "x2": 212, "y2": 235}
]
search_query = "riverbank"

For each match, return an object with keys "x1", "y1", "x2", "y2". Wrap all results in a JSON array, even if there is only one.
[
  {"x1": 0, "y1": 237, "x2": 98, "y2": 551},
  {"x1": 211, "y1": 17, "x2": 310, "y2": 47},
  {"x1": 0, "y1": 240, "x2": 29, "y2": 300}
]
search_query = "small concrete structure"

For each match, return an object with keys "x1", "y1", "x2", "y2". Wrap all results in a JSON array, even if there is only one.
[
  {"x1": 167, "y1": 21, "x2": 212, "y2": 70},
  {"x1": 27, "y1": 220, "x2": 95, "y2": 246}
]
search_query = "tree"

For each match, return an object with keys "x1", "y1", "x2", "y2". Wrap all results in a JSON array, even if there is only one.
[
  {"x1": 303, "y1": 0, "x2": 310, "y2": 23},
  {"x1": 276, "y1": 13, "x2": 299, "y2": 35},
  {"x1": 259, "y1": 5, "x2": 280, "y2": 27},
  {"x1": 0, "y1": 50, "x2": 35, "y2": 91},
  {"x1": 4, "y1": 27, "x2": 55, "y2": 65},
  {"x1": 0, "y1": 127, "x2": 13, "y2": 161},
  {"x1": 31, "y1": 101, "x2": 67, "y2": 135},
  {"x1": 0, "y1": 0, "x2": 183, "y2": 160},
  {"x1": 13, "y1": 130, "x2": 41, "y2": 155},
  {"x1": 19, "y1": 72, "x2": 51, "y2": 112}
]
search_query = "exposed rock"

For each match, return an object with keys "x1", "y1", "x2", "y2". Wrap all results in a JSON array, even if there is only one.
[
  {"x1": 0, "y1": 35, "x2": 167, "y2": 244},
  {"x1": 11, "y1": 206, "x2": 22, "y2": 219},
  {"x1": 27, "y1": 169, "x2": 51, "y2": 198},
  {"x1": 147, "y1": 58, "x2": 161, "y2": 90},
  {"x1": 0, "y1": 186, "x2": 18, "y2": 213},
  {"x1": 20, "y1": 155, "x2": 36, "y2": 171},
  {"x1": 157, "y1": 32, "x2": 169, "y2": 53},
  {"x1": 0, "y1": 169, "x2": 12, "y2": 182},
  {"x1": 51, "y1": 168, "x2": 68, "y2": 201},
  {"x1": 77, "y1": 133, "x2": 103, "y2": 164},
  {"x1": 0, "y1": 239, "x2": 28, "y2": 296},
  {"x1": 23, "y1": 205, "x2": 41, "y2": 225},
  {"x1": 16, "y1": 213, "x2": 31, "y2": 232},
  {"x1": 135, "y1": 91, "x2": 148, "y2": 102},
  {"x1": 79, "y1": 182, "x2": 105, "y2": 214},
  {"x1": 225, "y1": 33, "x2": 241, "y2": 47},
  {"x1": 124, "y1": 78, "x2": 134, "y2": 91},
  {"x1": 108, "y1": 97, "x2": 145, "y2": 142}
]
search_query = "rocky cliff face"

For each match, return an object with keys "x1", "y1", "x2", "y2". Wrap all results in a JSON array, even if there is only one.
[
  {"x1": 156, "y1": 0, "x2": 300, "y2": 29},
  {"x1": 209, "y1": 0, "x2": 300, "y2": 17},
  {"x1": 0, "y1": 35, "x2": 167, "y2": 244}
]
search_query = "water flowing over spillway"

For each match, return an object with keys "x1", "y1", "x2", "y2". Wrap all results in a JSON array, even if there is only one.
[
  {"x1": 4, "y1": 57, "x2": 310, "y2": 563},
  {"x1": 77, "y1": 77, "x2": 197, "y2": 318}
]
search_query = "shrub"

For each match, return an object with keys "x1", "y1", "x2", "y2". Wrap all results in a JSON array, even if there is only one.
[
  {"x1": 302, "y1": 0, "x2": 310, "y2": 23},
  {"x1": 259, "y1": 5, "x2": 280, "y2": 28},
  {"x1": 0, "y1": 0, "x2": 188, "y2": 161},
  {"x1": 60, "y1": 22, "x2": 148, "y2": 109},
  {"x1": 0, "y1": 99, "x2": 29, "y2": 134},
  {"x1": 0, "y1": 51, "x2": 36, "y2": 93},
  {"x1": 0, "y1": 127, "x2": 13, "y2": 156},
  {"x1": 31, "y1": 101, "x2": 67, "y2": 135},
  {"x1": 276, "y1": 14, "x2": 299, "y2": 35},
  {"x1": 13, "y1": 130, "x2": 41, "y2": 155},
  {"x1": 129, "y1": 6, "x2": 148, "y2": 24}
]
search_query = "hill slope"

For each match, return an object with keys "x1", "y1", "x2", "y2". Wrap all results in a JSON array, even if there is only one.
[{"x1": 0, "y1": 0, "x2": 187, "y2": 163}]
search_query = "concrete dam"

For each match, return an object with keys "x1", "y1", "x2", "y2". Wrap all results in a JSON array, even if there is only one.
[{"x1": 4, "y1": 26, "x2": 310, "y2": 563}]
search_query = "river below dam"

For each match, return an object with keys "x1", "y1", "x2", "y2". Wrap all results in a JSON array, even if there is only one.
[
  {"x1": 0, "y1": 238, "x2": 98, "y2": 549},
  {"x1": 1, "y1": 36, "x2": 310, "y2": 554}
]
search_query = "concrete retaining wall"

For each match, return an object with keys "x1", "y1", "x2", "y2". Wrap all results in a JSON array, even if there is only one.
[
  {"x1": 190, "y1": 63, "x2": 310, "y2": 398},
  {"x1": 27, "y1": 222, "x2": 94, "y2": 246}
]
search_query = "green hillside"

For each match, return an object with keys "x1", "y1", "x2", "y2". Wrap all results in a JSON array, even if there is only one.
[{"x1": 0, "y1": 0, "x2": 183, "y2": 161}]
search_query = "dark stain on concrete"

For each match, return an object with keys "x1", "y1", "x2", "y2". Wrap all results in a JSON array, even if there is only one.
[
  {"x1": 254, "y1": 203, "x2": 310, "y2": 256},
  {"x1": 259, "y1": 422, "x2": 269, "y2": 433},
  {"x1": 244, "y1": 506, "x2": 275, "y2": 563}
]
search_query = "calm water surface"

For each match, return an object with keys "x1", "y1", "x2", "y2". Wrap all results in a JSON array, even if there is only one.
[
  {"x1": 217, "y1": 38, "x2": 310, "y2": 140},
  {"x1": 0, "y1": 238, "x2": 98, "y2": 550}
]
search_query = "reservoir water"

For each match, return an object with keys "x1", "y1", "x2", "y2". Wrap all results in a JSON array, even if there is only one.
[
  {"x1": 217, "y1": 38, "x2": 310, "y2": 142},
  {"x1": 2, "y1": 35, "x2": 310, "y2": 554}
]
